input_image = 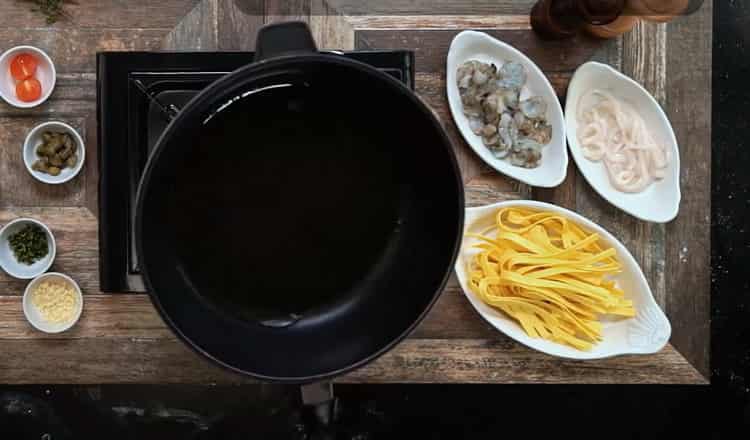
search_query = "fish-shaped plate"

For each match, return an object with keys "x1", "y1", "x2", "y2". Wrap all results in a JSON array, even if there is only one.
[{"x1": 455, "y1": 200, "x2": 671, "y2": 359}]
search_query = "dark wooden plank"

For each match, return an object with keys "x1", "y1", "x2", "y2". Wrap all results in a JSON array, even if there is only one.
[
  {"x1": 0, "y1": 117, "x2": 86, "y2": 208},
  {"x1": 0, "y1": 0, "x2": 197, "y2": 29},
  {"x1": 218, "y1": 0, "x2": 266, "y2": 50},
  {"x1": 664, "y1": 2, "x2": 712, "y2": 378},
  {"x1": 534, "y1": 162, "x2": 577, "y2": 210},
  {"x1": 0, "y1": 337, "x2": 705, "y2": 384},
  {"x1": 265, "y1": 0, "x2": 309, "y2": 21},
  {"x1": 355, "y1": 29, "x2": 602, "y2": 73},
  {"x1": 343, "y1": 340, "x2": 706, "y2": 384},
  {"x1": 620, "y1": 22, "x2": 668, "y2": 312},
  {"x1": 345, "y1": 15, "x2": 531, "y2": 30},
  {"x1": 465, "y1": 177, "x2": 530, "y2": 206},
  {"x1": 163, "y1": 0, "x2": 266, "y2": 51},
  {"x1": 573, "y1": 29, "x2": 666, "y2": 333},
  {"x1": 0, "y1": 284, "x2": 497, "y2": 341},
  {"x1": 326, "y1": 0, "x2": 536, "y2": 16},
  {"x1": 163, "y1": 0, "x2": 220, "y2": 50},
  {"x1": 0, "y1": 74, "x2": 97, "y2": 117},
  {"x1": 0, "y1": 295, "x2": 171, "y2": 340},
  {"x1": 0, "y1": 0, "x2": 711, "y2": 385},
  {"x1": 0, "y1": 337, "x2": 241, "y2": 384},
  {"x1": 0, "y1": 28, "x2": 166, "y2": 73},
  {"x1": 0, "y1": 73, "x2": 98, "y2": 213},
  {"x1": 0, "y1": 208, "x2": 99, "y2": 295},
  {"x1": 310, "y1": 0, "x2": 355, "y2": 49}
]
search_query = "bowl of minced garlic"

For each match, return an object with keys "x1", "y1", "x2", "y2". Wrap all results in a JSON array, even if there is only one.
[{"x1": 23, "y1": 272, "x2": 83, "y2": 333}]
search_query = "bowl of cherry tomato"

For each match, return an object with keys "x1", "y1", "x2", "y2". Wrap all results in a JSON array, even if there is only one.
[{"x1": 0, "y1": 45, "x2": 56, "y2": 108}]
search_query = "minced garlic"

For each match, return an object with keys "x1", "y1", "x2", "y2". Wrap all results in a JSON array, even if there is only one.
[{"x1": 31, "y1": 280, "x2": 78, "y2": 323}]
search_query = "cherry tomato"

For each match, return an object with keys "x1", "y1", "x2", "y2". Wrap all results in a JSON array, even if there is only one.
[
  {"x1": 16, "y1": 78, "x2": 42, "y2": 102},
  {"x1": 9, "y1": 54, "x2": 38, "y2": 81}
]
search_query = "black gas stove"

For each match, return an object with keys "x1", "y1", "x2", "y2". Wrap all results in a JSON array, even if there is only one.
[{"x1": 97, "y1": 51, "x2": 415, "y2": 292}]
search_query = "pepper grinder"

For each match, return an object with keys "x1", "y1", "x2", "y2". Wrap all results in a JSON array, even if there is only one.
[{"x1": 531, "y1": 0, "x2": 626, "y2": 40}]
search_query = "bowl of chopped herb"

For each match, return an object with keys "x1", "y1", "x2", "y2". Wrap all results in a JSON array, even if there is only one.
[{"x1": 0, "y1": 218, "x2": 56, "y2": 279}]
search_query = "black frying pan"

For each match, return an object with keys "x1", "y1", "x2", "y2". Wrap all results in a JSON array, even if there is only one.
[{"x1": 135, "y1": 22, "x2": 464, "y2": 382}]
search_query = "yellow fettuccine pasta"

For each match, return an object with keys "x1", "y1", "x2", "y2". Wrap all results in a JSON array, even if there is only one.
[{"x1": 467, "y1": 207, "x2": 635, "y2": 350}]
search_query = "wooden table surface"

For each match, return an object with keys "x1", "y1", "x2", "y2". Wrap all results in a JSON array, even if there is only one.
[{"x1": 0, "y1": 0, "x2": 711, "y2": 384}]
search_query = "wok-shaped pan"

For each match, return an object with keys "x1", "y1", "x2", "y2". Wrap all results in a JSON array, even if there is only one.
[{"x1": 135, "y1": 22, "x2": 464, "y2": 382}]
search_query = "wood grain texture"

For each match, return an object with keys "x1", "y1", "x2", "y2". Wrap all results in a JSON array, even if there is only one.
[
  {"x1": 575, "y1": 22, "x2": 670, "y2": 322},
  {"x1": 344, "y1": 15, "x2": 531, "y2": 30},
  {"x1": 0, "y1": 118, "x2": 85, "y2": 207},
  {"x1": 533, "y1": 162, "x2": 577, "y2": 210},
  {"x1": 0, "y1": 74, "x2": 96, "y2": 117},
  {"x1": 217, "y1": 0, "x2": 265, "y2": 50},
  {"x1": 663, "y1": 2, "x2": 712, "y2": 378},
  {"x1": 0, "y1": 28, "x2": 167, "y2": 73},
  {"x1": 327, "y1": 0, "x2": 536, "y2": 16},
  {"x1": 0, "y1": 0, "x2": 197, "y2": 29},
  {"x1": 0, "y1": 295, "x2": 171, "y2": 340},
  {"x1": 0, "y1": 281, "x2": 495, "y2": 341},
  {"x1": 163, "y1": 0, "x2": 220, "y2": 50},
  {"x1": 0, "y1": 281, "x2": 493, "y2": 340},
  {"x1": 621, "y1": 21, "x2": 668, "y2": 311},
  {"x1": 0, "y1": 73, "x2": 100, "y2": 215},
  {"x1": 310, "y1": 0, "x2": 355, "y2": 50},
  {"x1": 0, "y1": 208, "x2": 99, "y2": 294},
  {"x1": 0, "y1": 0, "x2": 711, "y2": 384},
  {"x1": 0, "y1": 336, "x2": 704, "y2": 384},
  {"x1": 342, "y1": 340, "x2": 706, "y2": 384},
  {"x1": 266, "y1": 0, "x2": 309, "y2": 22},
  {"x1": 355, "y1": 29, "x2": 602, "y2": 73}
]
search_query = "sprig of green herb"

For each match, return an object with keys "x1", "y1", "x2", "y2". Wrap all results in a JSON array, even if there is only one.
[{"x1": 21, "y1": 0, "x2": 75, "y2": 25}]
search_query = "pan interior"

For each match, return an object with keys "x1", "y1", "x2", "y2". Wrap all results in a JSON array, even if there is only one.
[{"x1": 163, "y1": 77, "x2": 403, "y2": 322}]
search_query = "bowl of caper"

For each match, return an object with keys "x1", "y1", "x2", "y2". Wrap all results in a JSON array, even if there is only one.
[
  {"x1": 23, "y1": 121, "x2": 85, "y2": 184},
  {"x1": 0, "y1": 218, "x2": 56, "y2": 279}
]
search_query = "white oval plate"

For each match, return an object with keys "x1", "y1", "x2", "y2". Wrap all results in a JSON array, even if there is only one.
[
  {"x1": 446, "y1": 30, "x2": 567, "y2": 188},
  {"x1": 565, "y1": 62, "x2": 681, "y2": 223},
  {"x1": 454, "y1": 200, "x2": 671, "y2": 360}
]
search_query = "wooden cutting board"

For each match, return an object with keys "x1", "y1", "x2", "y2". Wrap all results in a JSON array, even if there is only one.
[{"x1": 0, "y1": 0, "x2": 710, "y2": 384}]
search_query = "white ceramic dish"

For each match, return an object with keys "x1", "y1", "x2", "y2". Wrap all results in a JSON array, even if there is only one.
[
  {"x1": 0, "y1": 218, "x2": 56, "y2": 279},
  {"x1": 565, "y1": 61, "x2": 681, "y2": 223},
  {"x1": 23, "y1": 121, "x2": 86, "y2": 184},
  {"x1": 454, "y1": 200, "x2": 671, "y2": 360},
  {"x1": 23, "y1": 272, "x2": 83, "y2": 333},
  {"x1": 446, "y1": 30, "x2": 567, "y2": 188},
  {"x1": 0, "y1": 45, "x2": 56, "y2": 108}
]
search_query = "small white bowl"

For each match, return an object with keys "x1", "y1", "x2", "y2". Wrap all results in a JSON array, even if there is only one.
[
  {"x1": 0, "y1": 218, "x2": 56, "y2": 279},
  {"x1": 23, "y1": 272, "x2": 83, "y2": 333},
  {"x1": 23, "y1": 121, "x2": 86, "y2": 184},
  {"x1": 565, "y1": 62, "x2": 681, "y2": 223},
  {"x1": 455, "y1": 200, "x2": 671, "y2": 360},
  {"x1": 446, "y1": 30, "x2": 568, "y2": 188},
  {"x1": 0, "y1": 45, "x2": 56, "y2": 108}
]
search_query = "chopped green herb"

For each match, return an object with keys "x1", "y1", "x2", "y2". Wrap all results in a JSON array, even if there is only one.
[
  {"x1": 21, "y1": 0, "x2": 74, "y2": 25},
  {"x1": 8, "y1": 224, "x2": 48, "y2": 265}
]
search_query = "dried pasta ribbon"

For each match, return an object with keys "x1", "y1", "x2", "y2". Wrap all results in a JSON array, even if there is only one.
[{"x1": 467, "y1": 207, "x2": 635, "y2": 351}]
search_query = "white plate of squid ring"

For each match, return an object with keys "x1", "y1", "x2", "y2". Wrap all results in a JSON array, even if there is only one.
[{"x1": 565, "y1": 62, "x2": 681, "y2": 223}]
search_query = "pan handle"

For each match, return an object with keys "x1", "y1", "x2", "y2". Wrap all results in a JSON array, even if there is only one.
[
  {"x1": 301, "y1": 381, "x2": 336, "y2": 427},
  {"x1": 254, "y1": 21, "x2": 318, "y2": 62}
]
